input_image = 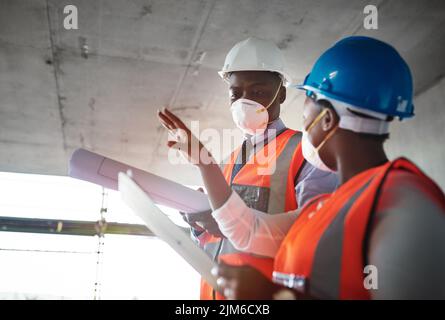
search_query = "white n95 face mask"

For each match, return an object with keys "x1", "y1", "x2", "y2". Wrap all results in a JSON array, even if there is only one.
[
  {"x1": 230, "y1": 98, "x2": 269, "y2": 135},
  {"x1": 230, "y1": 80, "x2": 282, "y2": 136},
  {"x1": 301, "y1": 130, "x2": 332, "y2": 172},
  {"x1": 301, "y1": 109, "x2": 338, "y2": 172}
]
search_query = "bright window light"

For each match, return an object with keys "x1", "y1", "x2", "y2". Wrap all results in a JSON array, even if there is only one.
[{"x1": 0, "y1": 172, "x2": 200, "y2": 299}]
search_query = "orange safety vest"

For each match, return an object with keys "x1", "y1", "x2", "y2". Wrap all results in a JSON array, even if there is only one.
[
  {"x1": 200, "y1": 128, "x2": 305, "y2": 300},
  {"x1": 273, "y1": 157, "x2": 445, "y2": 299}
]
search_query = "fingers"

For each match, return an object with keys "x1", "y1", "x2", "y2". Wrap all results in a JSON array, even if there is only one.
[
  {"x1": 157, "y1": 108, "x2": 187, "y2": 132},
  {"x1": 163, "y1": 108, "x2": 188, "y2": 131},
  {"x1": 180, "y1": 211, "x2": 205, "y2": 231},
  {"x1": 167, "y1": 141, "x2": 178, "y2": 148},
  {"x1": 212, "y1": 263, "x2": 239, "y2": 299},
  {"x1": 182, "y1": 211, "x2": 224, "y2": 237},
  {"x1": 184, "y1": 210, "x2": 213, "y2": 222},
  {"x1": 188, "y1": 216, "x2": 222, "y2": 236},
  {"x1": 158, "y1": 114, "x2": 177, "y2": 134},
  {"x1": 158, "y1": 109, "x2": 192, "y2": 149},
  {"x1": 158, "y1": 116, "x2": 172, "y2": 130},
  {"x1": 212, "y1": 264, "x2": 275, "y2": 300},
  {"x1": 212, "y1": 262, "x2": 238, "y2": 280},
  {"x1": 196, "y1": 222, "x2": 222, "y2": 237},
  {"x1": 157, "y1": 109, "x2": 174, "y2": 127},
  {"x1": 221, "y1": 282, "x2": 236, "y2": 300},
  {"x1": 215, "y1": 276, "x2": 235, "y2": 299}
]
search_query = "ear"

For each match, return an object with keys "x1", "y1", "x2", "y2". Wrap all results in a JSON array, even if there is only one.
[
  {"x1": 321, "y1": 108, "x2": 339, "y2": 131},
  {"x1": 278, "y1": 86, "x2": 286, "y2": 104}
]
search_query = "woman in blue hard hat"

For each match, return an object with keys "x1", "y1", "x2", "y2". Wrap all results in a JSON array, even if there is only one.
[{"x1": 159, "y1": 36, "x2": 445, "y2": 299}]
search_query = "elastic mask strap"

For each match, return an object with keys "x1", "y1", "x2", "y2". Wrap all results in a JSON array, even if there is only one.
[
  {"x1": 316, "y1": 125, "x2": 338, "y2": 152},
  {"x1": 306, "y1": 108, "x2": 338, "y2": 151},
  {"x1": 257, "y1": 79, "x2": 283, "y2": 116},
  {"x1": 306, "y1": 108, "x2": 328, "y2": 132}
]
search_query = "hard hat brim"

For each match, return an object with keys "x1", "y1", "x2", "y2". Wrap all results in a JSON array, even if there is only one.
[
  {"x1": 218, "y1": 69, "x2": 292, "y2": 87},
  {"x1": 292, "y1": 84, "x2": 415, "y2": 120}
]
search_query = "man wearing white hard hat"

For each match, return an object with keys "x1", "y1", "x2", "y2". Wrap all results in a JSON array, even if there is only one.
[{"x1": 158, "y1": 37, "x2": 337, "y2": 300}]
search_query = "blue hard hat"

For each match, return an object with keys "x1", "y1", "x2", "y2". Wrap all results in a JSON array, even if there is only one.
[{"x1": 295, "y1": 36, "x2": 414, "y2": 119}]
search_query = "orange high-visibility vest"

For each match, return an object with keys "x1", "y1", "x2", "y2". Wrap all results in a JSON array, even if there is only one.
[
  {"x1": 273, "y1": 158, "x2": 445, "y2": 299},
  {"x1": 201, "y1": 128, "x2": 305, "y2": 300}
]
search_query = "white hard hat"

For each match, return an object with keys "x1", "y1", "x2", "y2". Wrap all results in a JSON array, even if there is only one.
[{"x1": 218, "y1": 37, "x2": 293, "y2": 87}]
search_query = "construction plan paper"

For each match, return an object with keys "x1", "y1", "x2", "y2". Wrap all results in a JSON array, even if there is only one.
[
  {"x1": 69, "y1": 148, "x2": 211, "y2": 213},
  {"x1": 118, "y1": 172, "x2": 218, "y2": 290}
]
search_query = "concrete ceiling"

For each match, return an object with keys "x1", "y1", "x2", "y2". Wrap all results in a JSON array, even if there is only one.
[{"x1": 1, "y1": 0, "x2": 444, "y2": 184}]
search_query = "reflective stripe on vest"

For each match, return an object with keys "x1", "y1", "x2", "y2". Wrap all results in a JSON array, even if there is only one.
[
  {"x1": 309, "y1": 178, "x2": 373, "y2": 299},
  {"x1": 225, "y1": 129, "x2": 303, "y2": 213},
  {"x1": 273, "y1": 157, "x2": 445, "y2": 300},
  {"x1": 269, "y1": 132, "x2": 302, "y2": 213}
]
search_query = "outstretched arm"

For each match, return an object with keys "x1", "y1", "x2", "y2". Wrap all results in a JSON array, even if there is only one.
[
  {"x1": 157, "y1": 108, "x2": 299, "y2": 257},
  {"x1": 157, "y1": 108, "x2": 232, "y2": 210}
]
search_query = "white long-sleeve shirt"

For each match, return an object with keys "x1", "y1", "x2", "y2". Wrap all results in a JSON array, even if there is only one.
[{"x1": 212, "y1": 190, "x2": 300, "y2": 257}]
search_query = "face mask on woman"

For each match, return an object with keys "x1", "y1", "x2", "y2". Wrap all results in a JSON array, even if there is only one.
[{"x1": 301, "y1": 108, "x2": 338, "y2": 172}]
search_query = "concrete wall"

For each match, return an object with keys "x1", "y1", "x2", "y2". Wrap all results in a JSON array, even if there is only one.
[
  {"x1": 386, "y1": 77, "x2": 445, "y2": 190},
  {"x1": 1, "y1": 0, "x2": 445, "y2": 184}
]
